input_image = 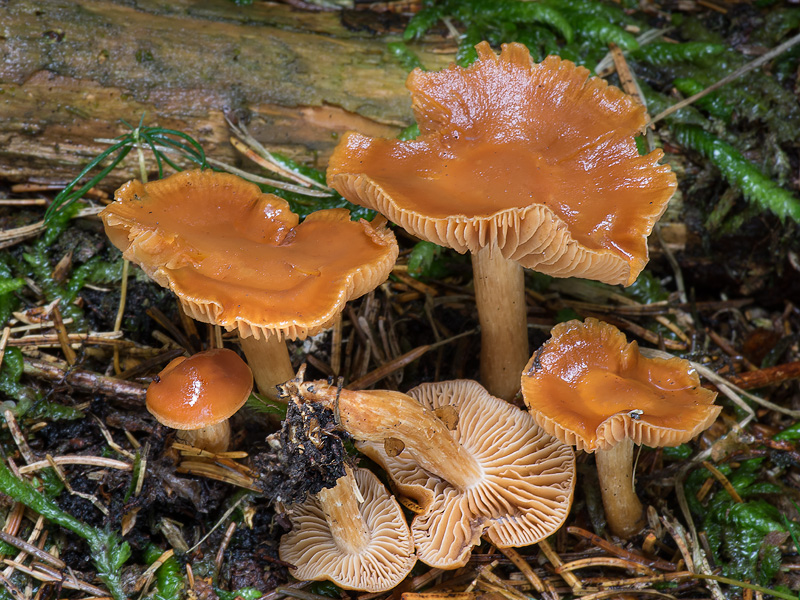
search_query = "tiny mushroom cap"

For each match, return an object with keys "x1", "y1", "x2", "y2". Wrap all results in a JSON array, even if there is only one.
[
  {"x1": 279, "y1": 466, "x2": 416, "y2": 592},
  {"x1": 520, "y1": 318, "x2": 720, "y2": 538},
  {"x1": 327, "y1": 41, "x2": 675, "y2": 401},
  {"x1": 312, "y1": 380, "x2": 576, "y2": 569},
  {"x1": 146, "y1": 348, "x2": 253, "y2": 452},
  {"x1": 101, "y1": 170, "x2": 398, "y2": 397}
]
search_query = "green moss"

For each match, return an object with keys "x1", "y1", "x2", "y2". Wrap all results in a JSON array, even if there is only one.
[
  {"x1": 144, "y1": 545, "x2": 185, "y2": 600},
  {"x1": 672, "y1": 124, "x2": 800, "y2": 222},
  {"x1": 387, "y1": 41, "x2": 424, "y2": 72},
  {"x1": 685, "y1": 459, "x2": 800, "y2": 586}
]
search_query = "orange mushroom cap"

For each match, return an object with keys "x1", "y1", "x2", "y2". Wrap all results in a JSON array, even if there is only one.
[
  {"x1": 327, "y1": 42, "x2": 676, "y2": 286},
  {"x1": 146, "y1": 348, "x2": 253, "y2": 430},
  {"x1": 521, "y1": 318, "x2": 721, "y2": 452},
  {"x1": 357, "y1": 380, "x2": 575, "y2": 569},
  {"x1": 100, "y1": 170, "x2": 398, "y2": 341}
]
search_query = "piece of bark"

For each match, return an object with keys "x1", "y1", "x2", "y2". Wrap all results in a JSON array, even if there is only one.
[{"x1": 0, "y1": 0, "x2": 453, "y2": 186}]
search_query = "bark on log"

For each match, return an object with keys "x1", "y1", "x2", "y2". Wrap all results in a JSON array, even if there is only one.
[{"x1": 0, "y1": 0, "x2": 453, "y2": 186}]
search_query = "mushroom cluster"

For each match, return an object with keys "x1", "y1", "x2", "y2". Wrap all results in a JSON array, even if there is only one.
[
  {"x1": 298, "y1": 379, "x2": 576, "y2": 568},
  {"x1": 99, "y1": 38, "x2": 721, "y2": 594}
]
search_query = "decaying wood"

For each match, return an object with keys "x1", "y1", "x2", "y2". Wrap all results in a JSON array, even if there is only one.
[{"x1": 0, "y1": 0, "x2": 453, "y2": 186}]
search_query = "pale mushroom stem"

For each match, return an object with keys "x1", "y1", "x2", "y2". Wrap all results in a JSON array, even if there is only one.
[
  {"x1": 239, "y1": 334, "x2": 295, "y2": 401},
  {"x1": 177, "y1": 421, "x2": 231, "y2": 454},
  {"x1": 316, "y1": 467, "x2": 371, "y2": 554},
  {"x1": 471, "y1": 245, "x2": 530, "y2": 401},
  {"x1": 594, "y1": 438, "x2": 645, "y2": 539},
  {"x1": 302, "y1": 383, "x2": 483, "y2": 490}
]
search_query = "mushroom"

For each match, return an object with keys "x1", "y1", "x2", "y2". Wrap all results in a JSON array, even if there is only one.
[
  {"x1": 520, "y1": 318, "x2": 721, "y2": 538},
  {"x1": 279, "y1": 466, "x2": 416, "y2": 592},
  {"x1": 298, "y1": 379, "x2": 575, "y2": 568},
  {"x1": 327, "y1": 42, "x2": 676, "y2": 400},
  {"x1": 146, "y1": 348, "x2": 253, "y2": 453},
  {"x1": 101, "y1": 170, "x2": 398, "y2": 398}
]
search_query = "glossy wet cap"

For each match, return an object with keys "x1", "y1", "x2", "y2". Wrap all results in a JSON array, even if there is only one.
[
  {"x1": 328, "y1": 41, "x2": 676, "y2": 286},
  {"x1": 521, "y1": 318, "x2": 721, "y2": 452},
  {"x1": 279, "y1": 467, "x2": 416, "y2": 592},
  {"x1": 146, "y1": 348, "x2": 253, "y2": 430},
  {"x1": 101, "y1": 170, "x2": 398, "y2": 341},
  {"x1": 357, "y1": 380, "x2": 575, "y2": 569}
]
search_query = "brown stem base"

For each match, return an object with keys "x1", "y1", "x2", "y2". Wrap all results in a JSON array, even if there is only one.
[
  {"x1": 595, "y1": 439, "x2": 645, "y2": 539},
  {"x1": 177, "y1": 420, "x2": 231, "y2": 454}
]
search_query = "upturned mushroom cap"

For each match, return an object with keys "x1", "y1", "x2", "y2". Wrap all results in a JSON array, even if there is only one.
[
  {"x1": 327, "y1": 42, "x2": 676, "y2": 286},
  {"x1": 101, "y1": 170, "x2": 398, "y2": 341},
  {"x1": 521, "y1": 318, "x2": 721, "y2": 452},
  {"x1": 279, "y1": 467, "x2": 416, "y2": 592},
  {"x1": 146, "y1": 348, "x2": 253, "y2": 430},
  {"x1": 357, "y1": 380, "x2": 575, "y2": 569}
]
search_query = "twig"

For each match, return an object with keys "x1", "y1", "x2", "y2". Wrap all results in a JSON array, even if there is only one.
[
  {"x1": 700, "y1": 461, "x2": 743, "y2": 503},
  {"x1": 92, "y1": 415, "x2": 136, "y2": 460},
  {"x1": 539, "y1": 538, "x2": 581, "y2": 591},
  {"x1": 0, "y1": 572, "x2": 25, "y2": 600},
  {"x1": 134, "y1": 548, "x2": 173, "y2": 592},
  {"x1": 9, "y1": 331, "x2": 127, "y2": 348},
  {"x1": 726, "y1": 360, "x2": 800, "y2": 390},
  {"x1": 0, "y1": 206, "x2": 104, "y2": 249},
  {"x1": 135, "y1": 442, "x2": 149, "y2": 497},
  {"x1": 556, "y1": 556, "x2": 656, "y2": 576},
  {"x1": 51, "y1": 303, "x2": 77, "y2": 366},
  {"x1": 214, "y1": 521, "x2": 237, "y2": 579},
  {"x1": 0, "y1": 532, "x2": 66, "y2": 569},
  {"x1": 650, "y1": 30, "x2": 800, "y2": 125},
  {"x1": 45, "y1": 454, "x2": 109, "y2": 515},
  {"x1": 30, "y1": 562, "x2": 109, "y2": 596},
  {"x1": 22, "y1": 356, "x2": 146, "y2": 402},
  {"x1": 114, "y1": 347, "x2": 185, "y2": 381},
  {"x1": 567, "y1": 527, "x2": 677, "y2": 572},
  {"x1": 112, "y1": 259, "x2": 130, "y2": 374},
  {"x1": 346, "y1": 329, "x2": 477, "y2": 390},
  {"x1": 187, "y1": 494, "x2": 250, "y2": 553},
  {"x1": 691, "y1": 359, "x2": 800, "y2": 418},
  {"x1": 0, "y1": 327, "x2": 10, "y2": 371},
  {"x1": 3, "y1": 410, "x2": 36, "y2": 465},
  {"x1": 494, "y1": 546, "x2": 548, "y2": 595},
  {"x1": 576, "y1": 589, "x2": 678, "y2": 600},
  {"x1": 18, "y1": 455, "x2": 132, "y2": 475},
  {"x1": 226, "y1": 117, "x2": 331, "y2": 191}
]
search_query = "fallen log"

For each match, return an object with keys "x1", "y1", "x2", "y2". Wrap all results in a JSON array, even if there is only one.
[{"x1": 0, "y1": 0, "x2": 453, "y2": 186}]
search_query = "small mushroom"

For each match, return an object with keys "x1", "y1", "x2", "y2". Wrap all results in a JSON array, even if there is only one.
[
  {"x1": 327, "y1": 42, "x2": 676, "y2": 400},
  {"x1": 101, "y1": 170, "x2": 397, "y2": 398},
  {"x1": 521, "y1": 318, "x2": 721, "y2": 538},
  {"x1": 146, "y1": 348, "x2": 253, "y2": 453},
  {"x1": 299, "y1": 379, "x2": 575, "y2": 568},
  {"x1": 279, "y1": 466, "x2": 416, "y2": 592}
]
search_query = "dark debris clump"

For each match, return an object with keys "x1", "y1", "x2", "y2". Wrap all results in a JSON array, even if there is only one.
[{"x1": 251, "y1": 379, "x2": 348, "y2": 505}]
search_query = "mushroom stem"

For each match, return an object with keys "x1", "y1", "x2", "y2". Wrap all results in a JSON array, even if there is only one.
[
  {"x1": 594, "y1": 438, "x2": 644, "y2": 539},
  {"x1": 301, "y1": 382, "x2": 483, "y2": 490},
  {"x1": 177, "y1": 421, "x2": 231, "y2": 454},
  {"x1": 239, "y1": 334, "x2": 295, "y2": 401},
  {"x1": 316, "y1": 466, "x2": 371, "y2": 554},
  {"x1": 471, "y1": 245, "x2": 530, "y2": 401}
]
